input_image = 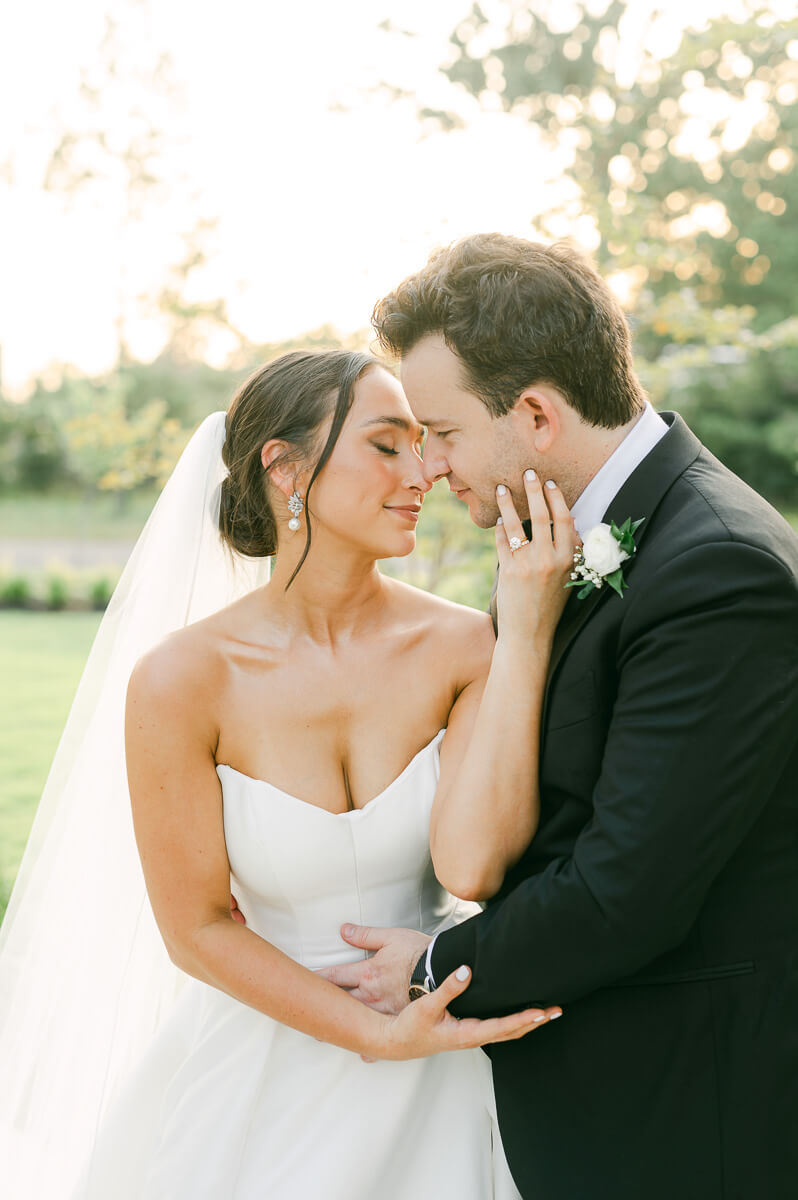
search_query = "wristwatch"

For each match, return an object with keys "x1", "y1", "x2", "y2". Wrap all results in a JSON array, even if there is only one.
[{"x1": 408, "y1": 948, "x2": 433, "y2": 1002}]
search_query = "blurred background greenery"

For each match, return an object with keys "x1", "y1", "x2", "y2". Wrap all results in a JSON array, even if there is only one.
[{"x1": 2, "y1": 0, "x2": 797, "y2": 920}]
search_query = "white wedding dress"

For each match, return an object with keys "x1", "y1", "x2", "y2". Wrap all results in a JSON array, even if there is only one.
[{"x1": 71, "y1": 729, "x2": 520, "y2": 1200}]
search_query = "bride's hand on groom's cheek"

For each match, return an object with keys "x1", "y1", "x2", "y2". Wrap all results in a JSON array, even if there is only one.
[
  {"x1": 316, "y1": 924, "x2": 431, "y2": 1015},
  {"x1": 494, "y1": 473, "x2": 578, "y2": 643}
]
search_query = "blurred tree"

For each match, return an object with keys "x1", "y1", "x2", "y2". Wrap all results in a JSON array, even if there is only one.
[
  {"x1": 639, "y1": 306, "x2": 798, "y2": 505},
  {"x1": 0, "y1": 326, "x2": 374, "y2": 495},
  {"x1": 119, "y1": 353, "x2": 248, "y2": 430},
  {"x1": 433, "y1": 1, "x2": 797, "y2": 331},
  {"x1": 41, "y1": 1, "x2": 238, "y2": 363},
  {"x1": 392, "y1": 1, "x2": 798, "y2": 509},
  {"x1": 62, "y1": 376, "x2": 186, "y2": 503},
  {"x1": 0, "y1": 391, "x2": 71, "y2": 492}
]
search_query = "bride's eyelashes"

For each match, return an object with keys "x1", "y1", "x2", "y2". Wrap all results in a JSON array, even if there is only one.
[{"x1": 373, "y1": 443, "x2": 399, "y2": 457}]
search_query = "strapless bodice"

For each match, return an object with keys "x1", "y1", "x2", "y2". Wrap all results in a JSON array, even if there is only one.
[{"x1": 216, "y1": 729, "x2": 478, "y2": 970}]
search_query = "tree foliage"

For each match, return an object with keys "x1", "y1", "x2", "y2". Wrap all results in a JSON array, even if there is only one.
[
  {"x1": 0, "y1": 326, "x2": 372, "y2": 496},
  {"x1": 405, "y1": 1, "x2": 798, "y2": 508},
  {"x1": 440, "y1": 2, "x2": 797, "y2": 330},
  {"x1": 62, "y1": 378, "x2": 186, "y2": 495}
]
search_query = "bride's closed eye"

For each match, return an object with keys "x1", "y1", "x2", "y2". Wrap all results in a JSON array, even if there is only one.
[{"x1": 374, "y1": 444, "x2": 399, "y2": 456}]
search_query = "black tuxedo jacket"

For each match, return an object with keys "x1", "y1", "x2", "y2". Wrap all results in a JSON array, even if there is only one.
[{"x1": 431, "y1": 413, "x2": 798, "y2": 1200}]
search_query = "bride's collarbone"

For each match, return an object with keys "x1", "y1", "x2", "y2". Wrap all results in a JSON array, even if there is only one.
[{"x1": 212, "y1": 618, "x2": 462, "y2": 811}]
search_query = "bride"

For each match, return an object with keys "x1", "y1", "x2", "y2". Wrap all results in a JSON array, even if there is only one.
[{"x1": 0, "y1": 348, "x2": 574, "y2": 1198}]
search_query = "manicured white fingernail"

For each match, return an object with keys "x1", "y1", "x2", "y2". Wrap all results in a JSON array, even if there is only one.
[
  {"x1": 545, "y1": 479, "x2": 557, "y2": 490},
  {"x1": 497, "y1": 484, "x2": 507, "y2": 495},
  {"x1": 455, "y1": 965, "x2": 469, "y2": 981},
  {"x1": 549, "y1": 1011, "x2": 562, "y2": 1019},
  {"x1": 496, "y1": 516, "x2": 503, "y2": 525},
  {"x1": 525, "y1": 469, "x2": 536, "y2": 481},
  {"x1": 532, "y1": 1014, "x2": 547, "y2": 1022}
]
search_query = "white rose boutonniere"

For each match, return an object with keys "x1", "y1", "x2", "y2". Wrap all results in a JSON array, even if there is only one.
[{"x1": 567, "y1": 517, "x2": 645, "y2": 600}]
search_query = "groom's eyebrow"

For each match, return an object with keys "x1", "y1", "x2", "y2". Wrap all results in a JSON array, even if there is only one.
[{"x1": 361, "y1": 416, "x2": 425, "y2": 439}]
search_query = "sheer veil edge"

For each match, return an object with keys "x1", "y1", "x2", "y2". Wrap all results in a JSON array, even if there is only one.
[{"x1": 0, "y1": 411, "x2": 270, "y2": 1196}]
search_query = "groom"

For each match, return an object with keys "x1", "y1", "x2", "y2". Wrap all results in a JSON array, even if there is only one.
[{"x1": 324, "y1": 235, "x2": 798, "y2": 1199}]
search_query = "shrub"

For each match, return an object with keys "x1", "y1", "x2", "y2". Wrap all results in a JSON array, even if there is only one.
[
  {"x1": 2, "y1": 576, "x2": 31, "y2": 607},
  {"x1": 89, "y1": 576, "x2": 114, "y2": 611},
  {"x1": 45, "y1": 574, "x2": 70, "y2": 610}
]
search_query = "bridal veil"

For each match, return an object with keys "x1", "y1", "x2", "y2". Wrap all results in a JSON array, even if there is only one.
[{"x1": 0, "y1": 411, "x2": 269, "y2": 1195}]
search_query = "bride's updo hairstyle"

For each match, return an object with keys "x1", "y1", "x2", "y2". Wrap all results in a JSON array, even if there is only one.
[{"x1": 219, "y1": 349, "x2": 379, "y2": 584}]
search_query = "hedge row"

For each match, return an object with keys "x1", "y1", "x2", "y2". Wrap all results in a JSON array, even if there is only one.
[{"x1": 0, "y1": 566, "x2": 121, "y2": 612}]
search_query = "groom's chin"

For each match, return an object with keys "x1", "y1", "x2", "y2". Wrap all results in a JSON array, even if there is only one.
[{"x1": 467, "y1": 502, "x2": 499, "y2": 529}]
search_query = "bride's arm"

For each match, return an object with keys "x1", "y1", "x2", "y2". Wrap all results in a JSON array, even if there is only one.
[
  {"x1": 125, "y1": 641, "x2": 556, "y2": 1059},
  {"x1": 430, "y1": 474, "x2": 576, "y2": 901}
]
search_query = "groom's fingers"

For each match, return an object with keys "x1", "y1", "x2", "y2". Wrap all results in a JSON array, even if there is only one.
[
  {"x1": 349, "y1": 988, "x2": 395, "y2": 1013},
  {"x1": 317, "y1": 961, "x2": 367, "y2": 988},
  {"x1": 340, "y1": 923, "x2": 388, "y2": 951}
]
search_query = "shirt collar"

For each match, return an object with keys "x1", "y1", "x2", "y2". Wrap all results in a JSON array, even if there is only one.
[{"x1": 570, "y1": 403, "x2": 669, "y2": 537}]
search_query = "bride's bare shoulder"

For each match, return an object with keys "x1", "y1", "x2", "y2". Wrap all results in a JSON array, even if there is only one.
[
  {"x1": 383, "y1": 577, "x2": 495, "y2": 664},
  {"x1": 126, "y1": 607, "x2": 236, "y2": 711}
]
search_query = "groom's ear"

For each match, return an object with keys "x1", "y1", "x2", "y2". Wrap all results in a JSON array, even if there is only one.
[{"x1": 511, "y1": 387, "x2": 561, "y2": 454}]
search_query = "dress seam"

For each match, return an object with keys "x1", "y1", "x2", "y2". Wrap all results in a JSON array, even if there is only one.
[{"x1": 347, "y1": 821, "x2": 365, "y2": 951}]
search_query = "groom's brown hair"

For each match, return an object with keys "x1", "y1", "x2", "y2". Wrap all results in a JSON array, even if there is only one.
[{"x1": 372, "y1": 234, "x2": 646, "y2": 429}]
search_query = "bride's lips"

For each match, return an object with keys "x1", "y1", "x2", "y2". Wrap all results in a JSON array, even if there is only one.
[{"x1": 385, "y1": 505, "x2": 421, "y2": 523}]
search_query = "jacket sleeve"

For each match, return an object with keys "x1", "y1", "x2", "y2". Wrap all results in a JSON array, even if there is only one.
[{"x1": 430, "y1": 540, "x2": 798, "y2": 1016}]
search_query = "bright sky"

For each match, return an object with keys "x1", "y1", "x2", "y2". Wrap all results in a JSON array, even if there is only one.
[{"x1": 0, "y1": 0, "x2": 793, "y2": 394}]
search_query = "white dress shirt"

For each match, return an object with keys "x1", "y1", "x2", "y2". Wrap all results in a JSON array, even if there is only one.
[
  {"x1": 424, "y1": 403, "x2": 669, "y2": 988},
  {"x1": 570, "y1": 402, "x2": 669, "y2": 536}
]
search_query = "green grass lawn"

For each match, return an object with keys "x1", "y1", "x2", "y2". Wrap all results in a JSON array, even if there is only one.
[
  {"x1": 0, "y1": 611, "x2": 102, "y2": 921},
  {"x1": 0, "y1": 489, "x2": 159, "y2": 540}
]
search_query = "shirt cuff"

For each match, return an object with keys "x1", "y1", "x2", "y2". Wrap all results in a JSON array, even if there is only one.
[{"x1": 424, "y1": 935, "x2": 438, "y2": 989}]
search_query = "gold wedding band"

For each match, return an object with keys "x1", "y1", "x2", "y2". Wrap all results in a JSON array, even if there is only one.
[{"x1": 509, "y1": 537, "x2": 530, "y2": 552}]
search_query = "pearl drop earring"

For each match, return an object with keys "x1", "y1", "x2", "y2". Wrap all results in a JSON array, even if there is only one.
[{"x1": 287, "y1": 491, "x2": 304, "y2": 532}]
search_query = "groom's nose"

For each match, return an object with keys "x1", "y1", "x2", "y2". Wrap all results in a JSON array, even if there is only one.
[{"x1": 421, "y1": 446, "x2": 449, "y2": 486}]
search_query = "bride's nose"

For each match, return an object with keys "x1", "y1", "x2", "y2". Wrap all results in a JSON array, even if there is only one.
[{"x1": 402, "y1": 471, "x2": 433, "y2": 495}]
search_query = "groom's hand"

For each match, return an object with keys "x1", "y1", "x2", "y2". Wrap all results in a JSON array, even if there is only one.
[
  {"x1": 230, "y1": 894, "x2": 246, "y2": 925},
  {"x1": 317, "y1": 924, "x2": 431, "y2": 1015}
]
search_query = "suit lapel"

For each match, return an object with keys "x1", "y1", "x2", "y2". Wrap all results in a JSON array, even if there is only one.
[
  {"x1": 541, "y1": 412, "x2": 703, "y2": 704},
  {"x1": 545, "y1": 579, "x2": 609, "y2": 689}
]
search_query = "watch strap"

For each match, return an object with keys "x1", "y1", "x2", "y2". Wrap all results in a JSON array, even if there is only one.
[{"x1": 408, "y1": 947, "x2": 433, "y2": 1001}]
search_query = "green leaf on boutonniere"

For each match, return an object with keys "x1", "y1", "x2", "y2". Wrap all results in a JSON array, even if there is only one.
[
  {"x1": 610, "y1": 516, "x2": 644, "y2": 558},
  {"x1": 605, "y1": 567, "x2": 627, "y2": 598},
  {"x1": 565, "y1": 578, "x2": 594, "y2": 596}
]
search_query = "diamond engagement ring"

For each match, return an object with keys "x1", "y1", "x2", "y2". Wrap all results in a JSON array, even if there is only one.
[{"x1": 509, "y1": 536, "x2": 530, "y2": 552}]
